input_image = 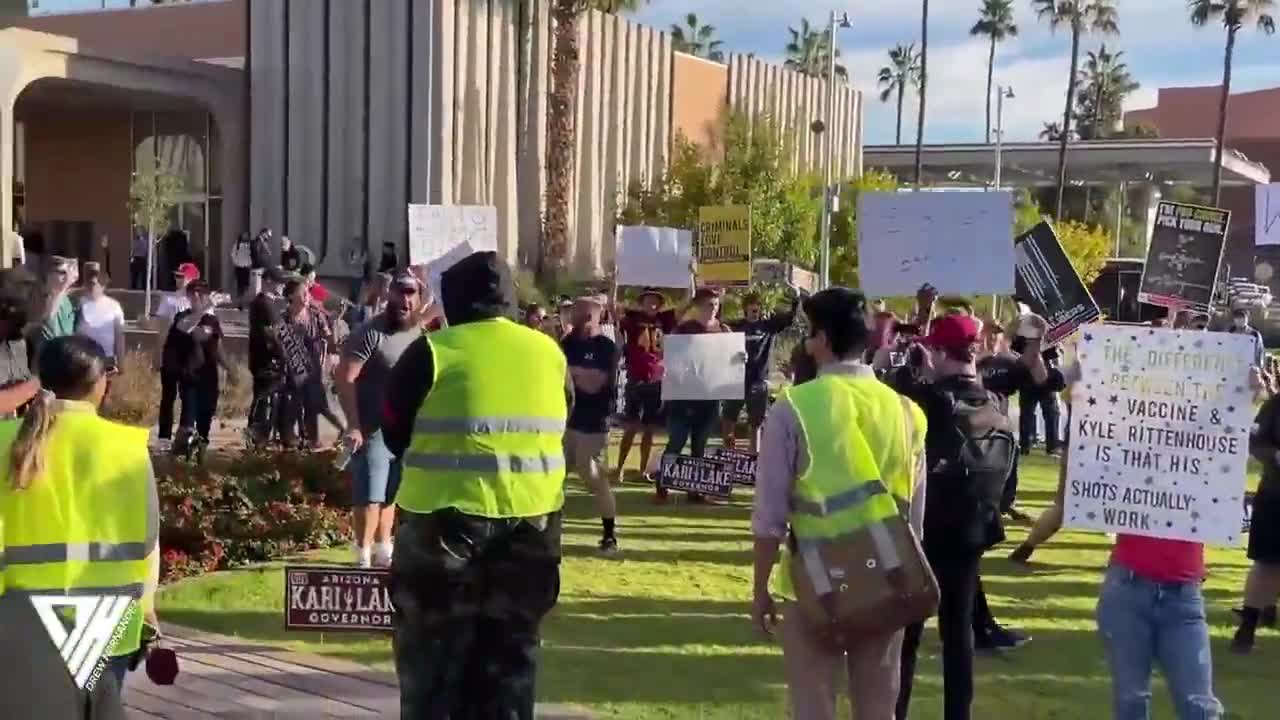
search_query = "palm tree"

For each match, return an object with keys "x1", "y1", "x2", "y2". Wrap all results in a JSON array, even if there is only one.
[
  {"x1": 971, "y1": 0, "x2": 1019, "y2": 143},
  {"x1": 914, "y1": 0, "x2": 929, "y2": 184},
  {"x1": 1190, "y1": 0, "x2": 1276, "y2": 204},
  {"x1": 784, "y1": 19, "x2": 849, "y2": 81},
  {"x1": 877, "y1": 44, "x2": 922, "y2": 145},
  {"x1": 1033, "y1": 0, "x2": 1120, "y2": 220},
  {"x1": 1074, "y1": 44, "x2": 1140, "y2": 140},
  {"x1": 546, "y1": 0, "x2": 647, "y2": 279},
  {"x1": 670, "y1": 13, "x2": 726, "y2": 62}
]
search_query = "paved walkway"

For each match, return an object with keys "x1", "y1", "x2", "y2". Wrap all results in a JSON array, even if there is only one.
[{"x1": 124, "y1": 625, "x2": 593, "y2": 719}]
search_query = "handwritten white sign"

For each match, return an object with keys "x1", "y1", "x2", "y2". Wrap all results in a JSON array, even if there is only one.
[
  {"x1": 660, "y1": 333, "x2": 746, "y2": 401},
  {"x1": 1066, "y1": 325, "x2": 1256, "y2": 546},
  {"x1": 857, "y1": 190, "x2": 1015, "y2": 297},
  {"x1": 407, "y1": 205, "x2": 498, "y2": 267},
  {"x1": 1257, "y1": 183, "x2": 1280, "y2": 247},
  {"x1": 615, "y1": 226, "x2": 693, "y2": 289}
]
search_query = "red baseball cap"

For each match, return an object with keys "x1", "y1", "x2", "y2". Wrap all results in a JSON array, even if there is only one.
[
  {"x1": 174, "y1": 262, "x2": 201, "y2": 281},
  {"x1": 922, "y1": 315, "x2": 981, "y2": 351}
]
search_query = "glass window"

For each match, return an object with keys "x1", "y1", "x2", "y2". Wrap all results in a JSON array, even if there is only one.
[
  {"x1": 208, "y1": 114, "x2": 222, "y2": 196},
  {"x1": 154, "y1": 111, "x2": 208, "y2": 194}
]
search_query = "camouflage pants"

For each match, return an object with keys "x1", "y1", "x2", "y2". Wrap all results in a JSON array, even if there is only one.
[{"x1": 390, "y1": 508, "x2": 562, "y2": 720}]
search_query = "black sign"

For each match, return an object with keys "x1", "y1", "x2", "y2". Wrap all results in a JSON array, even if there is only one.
[
  {"x1": 658, "y1": 454, "x2": 735, "y2": 497},
  {"x1": 1138, "y1": 202, "x2": 1231, "y2": 312},
  {"x1": 711, "y1": 447, "x2": 758, "y2": 485},
  {"x1": 1014, "y1": 222, "x2": 1102, "y2": 345},
  {"x1": 284, "y1": 566, "x2": 393, "y2": 633}
]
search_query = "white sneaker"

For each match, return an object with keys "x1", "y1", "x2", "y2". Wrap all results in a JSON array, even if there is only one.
[
  {"x1": 354, "y1": 544, "x2": 372, "y2": 568},
  {"x1": 373, "y1": 542, "x2": 394, "y2": 568}
]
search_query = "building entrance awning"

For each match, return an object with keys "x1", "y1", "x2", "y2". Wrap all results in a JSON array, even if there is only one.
[{"x1": 863, "y1": 139, "x2": 1271, "y2": 188}]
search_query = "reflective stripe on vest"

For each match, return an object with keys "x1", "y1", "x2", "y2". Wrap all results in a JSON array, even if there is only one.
[
  {"x1": 397, "y1": 318, "x2": 569, "y2": 519},
  {"x1": 413, "y1": 417, "x2": 567, "y2": 435},
  {"x1": 791, "y1": 482, "x2": 888, "y2": 518},
  {"x1": 404, "y1": 451, "x2": 566, "y2": 474}
]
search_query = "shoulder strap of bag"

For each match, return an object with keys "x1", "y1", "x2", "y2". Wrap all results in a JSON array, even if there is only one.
[{"x1": 898, "y1": 394, "x2": 918, "y2": 520}]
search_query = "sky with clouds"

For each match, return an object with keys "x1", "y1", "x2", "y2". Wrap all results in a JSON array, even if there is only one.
[{"x1": 632, "y1": 0, "x2": 1280, "y2": 145}]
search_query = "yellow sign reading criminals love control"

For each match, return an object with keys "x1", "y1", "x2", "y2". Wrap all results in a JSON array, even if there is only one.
[{"x1": 696, "y1": 205, "x2": 752, "y2": 287}]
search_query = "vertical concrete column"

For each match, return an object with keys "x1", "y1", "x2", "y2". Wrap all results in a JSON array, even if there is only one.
[
  {"x1": 215, "y1": 97, "x2": 248, "y2": 292},
  {"x1": 248, "y1": 0, "x2": 287, "y2": 236},
  {"x1": 320, "y1": 0, "x2": 367, "y2": 277},
  {"x1": 0, "y1": 49, "x2": 21, "y2": 269},
  {"x1": 366, "y1": 0, "x2": 410, "y2": 264}
]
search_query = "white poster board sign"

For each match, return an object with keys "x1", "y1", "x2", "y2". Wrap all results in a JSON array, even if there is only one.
[
  {"x1": 1257, "y1": 183, "x2": 1280, "y2": 246},
  {"x1": 660, "y1": 333, "x2": 746, "y2": 401},
  {"x1": 615, "y1": 226, "x2": 693, "y2": 289},
  {"x1": 407, "y1": 205, "x2": 498, "y2": 267},
  {"x1": 857, "y1": 190, "x2": 1015, "y2": 297},
  {"x1": 1065, "y1": 325, "x2": 1256, "y2": 546}
]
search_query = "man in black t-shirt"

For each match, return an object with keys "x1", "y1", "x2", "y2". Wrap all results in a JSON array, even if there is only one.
[
  {"x1": 247, "y1": 269, "x2": 287, "y2": 446},
  {"x1": 561, "y1": 296, "x2": 621, "y2": 554},
  {"x1": 722, "y1": 287, "x2": 799, "y2": 452}
]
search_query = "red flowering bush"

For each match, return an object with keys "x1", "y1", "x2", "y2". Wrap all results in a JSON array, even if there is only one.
[{"x1": 156, "y1": 449, "x2": 351, "y2": 583}]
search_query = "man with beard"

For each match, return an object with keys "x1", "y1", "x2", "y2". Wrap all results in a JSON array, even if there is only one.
[{"x1": 336, "y1": 271, "x2": 430, "y2": 568}]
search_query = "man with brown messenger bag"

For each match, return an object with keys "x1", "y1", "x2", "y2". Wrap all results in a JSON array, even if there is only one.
[{"x1": 751, "y1": 287, "x2": 936, "y2": 720}]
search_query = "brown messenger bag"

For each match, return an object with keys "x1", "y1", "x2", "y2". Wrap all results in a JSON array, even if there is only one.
[{"x1": 788, "y1": 396, "x2": 939, "y2": 646}]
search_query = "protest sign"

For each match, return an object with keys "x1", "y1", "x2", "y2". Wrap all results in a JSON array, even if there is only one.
[
  {"x1": 661, "y1": 333, "x2": 747, "y2": 401},
  {"x1": 1257, "y1": 184, "x2": 1280, "y2": 247},
  {"x1": 711, "y1": 447, "x2": 758, "y2": 485},
  {"x1": 284, "y1": 566, "x2": 393, "y2": 632},
  {"x1": 697, "y1": 206, "x2": 752, "y2": 286},
  {"x1": 406, "y1": 204, "x2": 498, "y2": 267},
  {"x1": 857, "y1": 190, "x2": 1015, "y2": 297},
  {"x1": 1065, "y1": 325, "x2": 1255, "y2": 546},
  {"x1": 1014, "y1": 222, "x2": 1102, "y2": 345},
  {"x1": 659, "y1": 455, "x2": 735, "y2": 497},
  {"x1": 615, "y1": 225, "x2": 694, "y2": 289},
  {"x1": 753, "y1": 259, "x2": 818, "y2": 294},
  {"x1": 1138, "y1": 201, "x2": 1230, "y2": 312}
]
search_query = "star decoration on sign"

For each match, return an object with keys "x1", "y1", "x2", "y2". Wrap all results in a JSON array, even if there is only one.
[
  {"x1": 1228, "y1": 406, "x2": 1236, "y2": 413},
  {"x1": 1224, "y1": 425, "x2": 1234, "y2": 435},
  {"x1": 1194, "y1": 339, "x2": 1204, "y2": 349},
  {"x1": 1144, "y1": 476, "x2": 1154, "y2": 486},
  {"x1": 1083, "y1": 333, "x2": 1093, "y2": 342},
  {"x1": 1087, "y1": 397, "x2": 1098, "y2": 407},
  {"x1": 1109, "y1": 395, "x2": 1119, "y2": 404}
]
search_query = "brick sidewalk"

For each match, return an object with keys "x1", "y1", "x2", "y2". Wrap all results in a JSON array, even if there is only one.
[{"x1": 124, "y1": 625, "x2": 594, "y2": 719}]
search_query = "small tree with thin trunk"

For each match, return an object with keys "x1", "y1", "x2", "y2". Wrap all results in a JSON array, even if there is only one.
[{"x1": 128, "y1": 170, "x2": 184, "y2": 318}]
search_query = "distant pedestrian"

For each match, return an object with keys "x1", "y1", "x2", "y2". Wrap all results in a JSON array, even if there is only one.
[
  {"x1": 280, "y1": 235, "x2": 302, "y2": 273},
  {"x1": 75, "y1": 262, "x2": 125, "y2": 373},
  {"x1": 130, "y1": 229, "x2": 149, "y2": 290},
  {"x1": 167, "y1": 281, "x2": 226, "y2": 454},
  {"x1": 659, "y1": 288, "x2": 728, "y2": 503},
  {"x1": 232, "y1": 231, "x2": 254, "y2": 297}
]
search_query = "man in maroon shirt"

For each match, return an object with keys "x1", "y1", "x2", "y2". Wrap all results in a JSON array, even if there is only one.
[{"x1": 614, "y1": 288, "x2": 685, "y2": 482}]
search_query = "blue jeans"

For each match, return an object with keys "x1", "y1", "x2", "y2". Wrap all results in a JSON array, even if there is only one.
[
  {"x1": 1095, "y1": 565, "x2": 1223, "y2": 720},
  {"x1": 107, "y1": 654, "x2": 130, "y2": 688}
]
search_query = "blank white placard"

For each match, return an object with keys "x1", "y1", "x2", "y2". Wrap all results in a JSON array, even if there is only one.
[
  {"x1": 661, "y1": 333, "x2": 746, "y2": 401},
  {"x1": 1257, "y1": 184, "x2": 1280, "y2": 246},
  {"x1": 615, "y1": 226, "x2": 694, "y2": 289},
  {"x1": 857, "y1": 191, "x2": 1015, "y2": 297}
]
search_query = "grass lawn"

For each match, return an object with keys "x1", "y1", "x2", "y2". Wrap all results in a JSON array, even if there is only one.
[{"x1": 159, "y1": 444, "x2": 1273, "y2": 719}]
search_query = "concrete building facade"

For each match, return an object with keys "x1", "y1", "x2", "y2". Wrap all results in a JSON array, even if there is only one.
[{"x1": 3, "y1": 0, "x2": 863, "y2": 286}]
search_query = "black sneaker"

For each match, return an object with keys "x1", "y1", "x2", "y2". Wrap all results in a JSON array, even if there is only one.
[
  {"x1": 1231, "y1": 606, "x2": 1278, "y2": 628},
  {"x1": 598, "y1": 537, "x2": 620, "y2": 556},
  {"x1": 977, "y1": 627, "x2": 1032, "y2": 652}
]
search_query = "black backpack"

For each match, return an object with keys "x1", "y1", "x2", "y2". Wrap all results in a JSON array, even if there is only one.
[{"x1": 928, "y1": 383, "x2": 1017, "y2": 548}]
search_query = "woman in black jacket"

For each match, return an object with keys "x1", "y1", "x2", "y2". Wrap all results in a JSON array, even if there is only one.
[{"x1": 1234, "y1": 386, "x2": 1280, "y2": 652}]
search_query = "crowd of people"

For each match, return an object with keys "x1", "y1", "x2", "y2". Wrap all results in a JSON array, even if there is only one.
[{"x1": 5, "y1": 233, "x2": 1280, "y2": 719}]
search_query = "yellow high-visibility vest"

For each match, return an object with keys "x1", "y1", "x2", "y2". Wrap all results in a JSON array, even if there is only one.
[
  {"x1": 398, "y1": 318, "x2": 569, "y2": 519},
  {"x1": 776, "y1": 373, "x2": 926, "y2": 598},
  {"x1": 0, "y1": 401, "x2": 157, "y2": 657}
]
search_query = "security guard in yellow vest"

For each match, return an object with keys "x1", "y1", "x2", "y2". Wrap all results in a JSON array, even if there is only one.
[
  {"x1": 750, "y1": 288, "x2": 927, "y2": 720},
  {"x1": 382, "y1": 251, "x2": 572, "y2": 720},
  {"x1": 0, "y1": 335, "x2": 159, "y2": 720}
]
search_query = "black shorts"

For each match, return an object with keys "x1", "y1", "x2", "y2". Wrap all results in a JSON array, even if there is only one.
[
  {"x1": 721, "y1": 385, "x2": 771, "y2": 427},
  {"x1": 624, "y1": 382, "x2": 665, "y2": 427}
]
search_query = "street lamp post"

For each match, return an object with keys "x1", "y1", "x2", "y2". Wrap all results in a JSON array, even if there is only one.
[
  {"x1": 993, "y1": 85, "x2": 1014, "y2": 190},
  {"x1": 818, "y1": 10, "x2": 851, "y2": 290}
]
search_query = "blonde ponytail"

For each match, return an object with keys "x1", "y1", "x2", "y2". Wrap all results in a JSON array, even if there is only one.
[{"x1": 10, "y1": 389, "x2": 58, "y2": 491}]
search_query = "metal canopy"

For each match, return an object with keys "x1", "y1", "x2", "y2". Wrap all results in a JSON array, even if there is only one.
[{"x1": 863, "y1": 139, "x2": 1272, "y2": 188}]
